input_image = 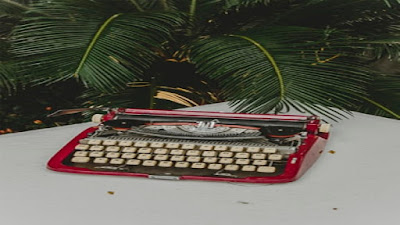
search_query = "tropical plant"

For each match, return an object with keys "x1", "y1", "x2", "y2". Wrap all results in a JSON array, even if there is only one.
[{"x1": 2, "y1": 0, "x2": 400, "y2": 120}]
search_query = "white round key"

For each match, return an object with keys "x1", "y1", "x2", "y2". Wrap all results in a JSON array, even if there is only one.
[
  {"x1": 75, "y1": 144, "x2": 89, "y2": 150},
  {"x1": 257, "y1": 166, "x2": 276, "y2": 173},
  {"x1": 110, "y1": 159, "x2": 124, "y2": 164},
  {"x1": 106, "y1": 152, "x2": 120, "y2": 158},
  {"x1": 154, "y1": 148, "x2": 168, "y2": 154},
  {"x1": 121, "y1": 153, "x2": 136, "y2": 159},
  {"x1": 88, "y1": 139, "x2": 102, "y2": 145},
  {"x1": 319, "y1": 124, "x2": 331, "y2": 133},
  {"x1": 150, "y1": 142, "x2": 164, "y2": 148},
  {"x1": 103, "y1": 140, "x2": 117, "y2": 146},
  {"x1": 242, "y1": 165, "x2": 256, "y2": 172},
  {"x1": 74, "y1": 151, "x2": 88, "y2": 157},
  {"x1": 154, "y1": 155, "x2": 168, "y2": 161},
  {"x1": 246, "y1": 147, "x2": 260, "y2": 153},
  {"x1": 186, "y1": 156, "x2": 200, "y2": 162},
  {"x1": 219, "y1": 152, "x2": 233, "y2": 158},
  {"x1": 89, "y1": 151, "x2": 104, "y2": 157},
  {"x1": 203, "y1": 157, "x2": 218, "y2": 163},
  {"x1": 219, "y1": 158, "x2": 233, "y2": 164},
  {"x1": 142, "y1": 160, "x2": 157, "y2": 166},
  {"x1": 263, "y1": 148, "x2": 277, "y2": 154},
  {"x1": 191, "y1": 163, "x2": 206, "y2": 169},
  {"x1": 126, "y1": 159, "x2": 141, "y2": 165},
  {"x1": 175, "y1": 162, "x2": 189, "y2": 168},
  {"x1": 118, "y1": 141, "x2": 133, "y2": 147},
  {"x1": 230, "y1": 146, "x2": 244, "y2": 152},
  {"x1": 253, "y1": 160, "x2": 267, "y2": 166},
  {"x1": 182, "y1": 144, "x2": 195, "y2": 149},
  {"x1": 170, "y1": 156, "x2": 185, "y2": 161},
  {"x1": 252, "y1": 153, "x2": 266, "y2": 160},
  {"x1": 105, "y1": 146, "x2": 120, "y2": 152},
  {"x1": 122, "y1": 147, "x2": 137, "y2": 153},
  {"x1": 202, "y1": 151, "x2": 216, "y2": 157},
  {"x1": 225, "y1": 165, "x2": 239, "y2": 171},
  {"x1": 137, "y1": 154, "x2": 152, "y2": 160},
  {"x1": 71, "y1": 157, "x2": 90, "y2": 163},
  {"x1": 214, "y1": 145, "x2": 228, "y2": 151},
  {"x1": 236, "y1": 159, "x2": 250, "y2": 165},
  {"x1": 186, "y1": 150, "x2": 200, "y2": 156},
  {"x1": 208, "y1": 164, "x2": 223, "y2": 170},
  {"x1": 166, "y1": 143, "x2": 180, "y2": 148},
  {"x1": 138, "y1": 148, "x2": 152, "y2": 154},
  {"x1": 158, "y1": 161, "x2": 173, "y2": 167},
  {"x1": 268, "y1": 154, "x2": 283, "y2": 161},
  {"x1": 91, "y1": 114, "x2": 103, "y2": 123},
  {"x1": 93, "y1": 158, "x2": 108, "y2": 164},
  {"x1": 89, "y1": 145, "x2": 104, "y2": 151}
]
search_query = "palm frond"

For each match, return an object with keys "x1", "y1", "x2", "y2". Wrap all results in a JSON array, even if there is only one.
[
  {"x1": 11, "y1": 1, "x2": 186, "y2": 93},
  {"x1": 0, "y1": 62, "x2": 15, "y2": 94},
  {"x1": 356, "y1": 74, "x2": 400, "y2": 118},
  {"x1": 383, "y1": 0, "x2": 400, "y2": 7},
  {"x1": 0, "y1": 0, "x2": 29, "y2": 16},
  {"x1": 224, "y1": 0, "x2": 270, "y2": 9},
  {"x1": 265, "y1": 0, "x2": 400, "y2": 59},
  {"x1": 190, "y1": 26, "x2": 373, "y2": 120}
]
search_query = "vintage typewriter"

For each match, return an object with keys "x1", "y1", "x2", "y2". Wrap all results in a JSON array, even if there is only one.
[{"x1": 47, "y1": 108, "x2": 330, "y2": 183}]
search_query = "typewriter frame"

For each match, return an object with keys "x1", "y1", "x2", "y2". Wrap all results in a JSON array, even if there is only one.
[{"x1": 47, "y1": 108, "x2": 329, "y2": 183}]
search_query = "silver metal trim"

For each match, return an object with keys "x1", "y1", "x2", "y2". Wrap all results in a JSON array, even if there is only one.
[{"x1": 148, "y1": 175, "x2": 180, "y2": 180}]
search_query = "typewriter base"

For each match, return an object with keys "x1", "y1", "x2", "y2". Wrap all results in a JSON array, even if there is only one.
[{"x1": 47, "y1": 127, "x2": 327, "y2": 184}]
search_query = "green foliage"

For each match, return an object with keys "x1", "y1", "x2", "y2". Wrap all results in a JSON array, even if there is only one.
[
  {"x1": 0, "y1": 0, "x2": 399, "y2": 122},
  {"x1": 190, "y1": 27, "x2": 372, "y2": 120},
  {"x1": 0, "y1": 81, "x2": 85, "y2": 133},
  {"x1": 11, "y1": 1, "x2": 187, "y2": 92}
]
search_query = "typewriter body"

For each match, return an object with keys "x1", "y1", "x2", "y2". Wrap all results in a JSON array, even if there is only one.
[{"x1": 47, "y1": 108, "x2": 330, "y2": 183}]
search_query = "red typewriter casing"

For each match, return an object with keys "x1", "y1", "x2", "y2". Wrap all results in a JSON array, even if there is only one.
[{"x1": 47, "y1": 108, "x2": 329, "y2": 183}]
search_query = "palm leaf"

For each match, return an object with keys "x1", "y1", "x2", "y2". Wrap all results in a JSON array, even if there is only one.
[
  {"x1": 11, "y1": 0, "x2": 186, "y2": 93},
  {"x1": 356, "y1": 74, "x2": 400, "y2": 118},
  {"x1": 190, "y1": 26, "x2": 373, "y2": 120},
  {"x1": 268, "y1": 0, "x2": 400, "y2": 59},
  {"x1": 0, "y1": 62, "x2": 15, "y2": 94},
  {"x1": 0, "y1": 0, "x2": 29, "y2": 15}
]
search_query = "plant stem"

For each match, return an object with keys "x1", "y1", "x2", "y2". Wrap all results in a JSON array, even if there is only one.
[
  {"x1": 74, "y1": 13, "x2": 122, "y2": 78},
  {"x1": 128, "y1": 0, "x2": 144, "y2": 12},
  {"x1": 161, "y1": 0, "x2": 169, "y2": 10},
  {"x1": 189, "y1": 0, "x2": 197, "y2": 22},
  {"x1": 4, "y1": 0, "x2": 30, "y2": 11},
  {"x1": 149, "y1": 76, "x2": 157, "y2": 109},
  {"x1": 229, "y1": 34, "x2": 285, "y2": 101},
  {"x1": 361, "y1": 96, "x2": 400, "y2": 119}
]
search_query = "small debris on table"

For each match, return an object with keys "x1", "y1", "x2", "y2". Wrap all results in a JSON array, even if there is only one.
[
  {"x1": 107, "y1": 191, "x2": 115, "y2": 195},
  {"x1": 237, "y1": 201, "x2": 250, "y2": 205},
  {"x1": 328, "y1": 150, "x2": 336, "y2": 154}
]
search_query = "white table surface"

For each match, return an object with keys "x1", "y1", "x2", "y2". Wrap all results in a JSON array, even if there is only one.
[{"x1": 1, "y1": 103, "x2": 399, "y2": 225}]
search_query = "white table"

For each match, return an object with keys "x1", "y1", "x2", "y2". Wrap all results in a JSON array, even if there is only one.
[{"x1": 1, "y1": 103, "x2": 399, "y2": 225}]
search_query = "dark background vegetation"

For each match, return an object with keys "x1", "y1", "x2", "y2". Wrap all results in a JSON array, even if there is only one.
[{"x1": 1, "y1": 0, "x2": 399, "y2": 135}]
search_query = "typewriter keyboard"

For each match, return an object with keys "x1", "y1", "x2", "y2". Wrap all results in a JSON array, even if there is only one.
[{"x1": 65, "y1": 138, "x2": 294, "y2": 178}]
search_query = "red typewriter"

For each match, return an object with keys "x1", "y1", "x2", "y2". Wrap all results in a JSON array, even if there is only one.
[{"x1": 47, "y1": 108, "x2": 330, "y2": 183}]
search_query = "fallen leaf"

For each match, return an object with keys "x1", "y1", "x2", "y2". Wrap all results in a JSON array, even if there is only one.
[
  {"x1": 237, "y1": 201, "x2": 249, "y2": 205},
  {"x1": 33, "y1": 120, "x2": 43, "y2": 124}
]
